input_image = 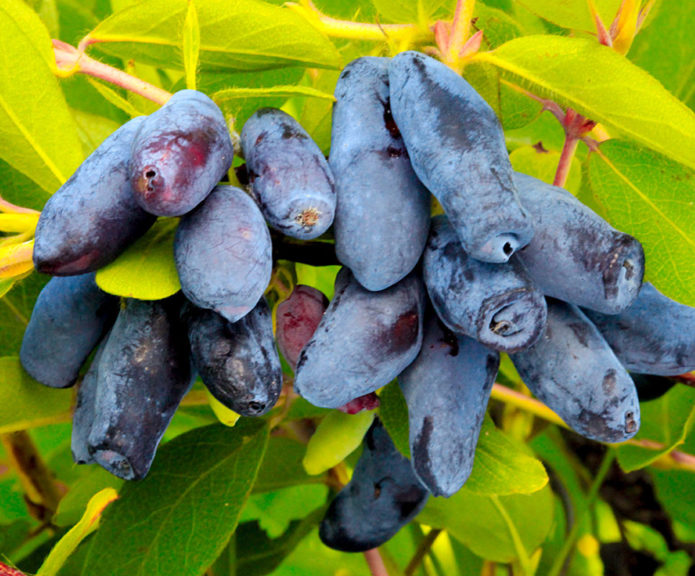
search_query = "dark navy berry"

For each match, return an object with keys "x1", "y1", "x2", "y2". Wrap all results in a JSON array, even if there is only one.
[{"x1": 71, "y1": 340, "x2": 106, "y2": 465}]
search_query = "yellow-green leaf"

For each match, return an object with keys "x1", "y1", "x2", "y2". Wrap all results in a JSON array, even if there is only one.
[
  {"x1": 477, "y1": 35, "x2": 695, "y2": 170},
  {"x1": 510, "y1": 145, "x2": 582, "y2": 195},
  {"x1": 0, "y1": 0, "x2": 83, "y2": 194},
  {"x1": 84, "y1": 0, "x2": 341, "y2": 72},
  {"x1": 96, "y1": 219, "x2": 181, "y2": 300},
  {"x1": 182, "y1": 0, "x2": 200, "y2": 90},
  {"x1": 213, "y1": 85, "x2": 335, "y2": 103},
  {"x1": 587, "y1": 140, "x2": 695, "y2": 306},
  {"x1": 514, "y1": 0, "x2": 621, "y2": 32}
]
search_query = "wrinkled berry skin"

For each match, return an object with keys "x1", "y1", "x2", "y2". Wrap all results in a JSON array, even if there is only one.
[
  {"x1": 131, "y1": 90, "x2": 233, "y2": 216},
  {"x1": 331, "y1": 57, "x2": 430, "y2": 291},
  {"x1": 174, "y1": 185, "x2": 272, "y2": 323},
  {"x1": 33, "y1": 117, "x2": 156, "y2": 275},
  {"x1": 71, "y1": 339, "x2": 106, "y2": 465},
  {"x1": 584, "y1": 283, "x2": 695, "y2": 376},
  {"x1": 424, "y1": 215, "x2": 547, "y2": 353},
  {"x1": 87, "y1": 297, "x2": 192, "y2": 480},
  {"x1": 294, "y1": 269, "x2": 425, "y2": 409},
  {"x1": 514, "y1": 172, "x2": 644, "y2": 314},
  {"x1": 399, "y1": 313, "x2": 499, "y2": 497},
  {"x1": 241, "y1": 108, "x2": 335, "y2": 239},
  {"x1": 510, "y1": 298, "x2": 640, "y2": 443},
  {"x1": 184, "y1": 299, "x2": 281, "y2": 417},
  {"x1": 319, "y1": 420, "x2": 428, "y2": 552},
  {"x1": 275, "y1": 284, "x2": 328, "y2": 370},
  {"x1": 388, "y1": 51, "x2": 533, "y2": 263},
  {"x1": 20, "y1": 274, "x2": 118, "y2": 388}
]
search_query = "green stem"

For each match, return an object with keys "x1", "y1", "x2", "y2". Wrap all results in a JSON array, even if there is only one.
[{"x1": 547, "y1": 450, "x2": 616, "y2": 576}]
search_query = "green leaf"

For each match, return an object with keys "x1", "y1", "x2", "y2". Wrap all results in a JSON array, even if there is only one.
[
  {"x1": 418, "y1": 483, "x2": 554, "y2": 563},
  {"x1": 83, "y1": 420, "x2": 269, "y2": 576},
  {"x1": 510, "y1": 144, "x2": 582, "y2": 195},
  {"x1": 253, "y1": 437, "x2": 323, "y2": 493},
  {"x1": 0, "y1": 272, "x2": 47, "y2": 357},
  {"x1": 0, "y1": 357, "x2": 72, "y2": 434},
  {"x1": 475, "y1": 2, "x2": 524, "y2": 49},
  {"x1": 371, "y1": 0, "x2": 448, "y2": 24},
  {"x1": 214, "y1": 85, "x2": 334, "y2": 104},
  {"x1": 465, "y1": 417, "x2": 548, "y2": 496},
  {"x1": 182, "y1": 0, "x2": 200, "y2": 90},
  {"x1": 54, "y1": 467, "x2": 124, "y2": 527},
  {"x1": 303, "y1": 410, "x2": 375, "y2": 475},
  {"x1": 477, "y1": 35, "x2": 695, "y2": 170},
  {"x1": 378, "y1": 380, "x2": 410, "y2": 458},
  {"x1": 629, "y1": 0, "x2": 695, "y2": 107},
  {"x1": 586, "y1": 140, "x2": 695, "y2": 306},
  {"x1": 235, "y1": 508, "x2": 324, "y2": 576},
  {"x1": 652, "y1": 468, "x2": 695, "y2": 530},
  {"x1": 85, "y1": 0, "x2": 341, "y2": 72},
  {"x1": 616, "y1": 385, "x2": 695, "y2": 472},
  {"x1": 95, "y1": 219, "x2": 181, "y2": 300},
  {"x1": 0, "y1": 0, "x2": 83, "y2": 193},
  {"x1": 71, "y1": 109, "x2": 122, "y2": 156},
  {"x1": 513, "y1": 0, "x2": 621, "y2": 32},
  {"x1": 294, "y1": 263, "x2": 340, "y2": 300}
]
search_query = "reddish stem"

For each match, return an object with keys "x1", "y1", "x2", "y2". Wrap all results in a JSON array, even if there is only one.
[
  {"x1": 364, "y1": 548, "x2": 389, "y2": 576},
  {"x1": 553, "y1": 134, "x2": 579, "y2": 188},
  {"x1": 53, "y1": 40, "x2": 171, "y2": 106}
]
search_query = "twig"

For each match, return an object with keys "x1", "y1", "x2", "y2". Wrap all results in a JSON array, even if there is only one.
[
  {"x1": 364, "y1": 548, "x2": 389, "y2": 576},
  {"x1": 405, "y1": 528, "x2": 442, "y2": 576}
]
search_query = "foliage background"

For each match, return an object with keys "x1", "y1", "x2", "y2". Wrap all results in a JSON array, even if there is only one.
[{"x1": 0, "y1": 0, "x2": 693, "y2": 574}]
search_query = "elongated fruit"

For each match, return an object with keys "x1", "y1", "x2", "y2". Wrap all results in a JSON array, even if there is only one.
[
  {"x1": 33, "y1": 117, "x2": 156, "y2": 275},
  {"x1": 275, "y1": 284, "x2": 328, "y2": 370},
  {"x1": 20, "y1": 273, "x2": 118, "y2": 388},
  {"x1": 331, "y1": 56, "x2": 430, "y2": 290},
  {"x1": 241, "y1": 108, "x2": 335, "y2": 239},
  {"x1": 294, "y1": 268, "x2": 425, "y2": 408},
  {"x1": 319, "y1": 419, "x2": 428, "y2": 552},
  {"x1": 184, "y1": 298, "x2": 282, "y2": 416},
  {"x1": 514, "y1": 172, "x2": 644, "y2": 314},
  {"x1": 388, "y1": 51, "x2": 533, "y2": 263},
  {"x1": 131, "y1": 90, "x2": 234, "y2": 216},
  {"x1": 87, "y1": 296, "x2": 192, "y2": 480},
  {"x1": 423, "y1": 214, "x2": 547, "y2": 352},
  {"x1": 174, "y1": 185, "x2": 272, "y2": 323},
  {"x1": 583, "y1": 283, "x2": 695, "y2": 376},
  {"x1": 510, "y1": 298, "x2": 640, "y2": 443},
  {"x1": 399, "y1": 313, "x2": 499, "y2": 496}
]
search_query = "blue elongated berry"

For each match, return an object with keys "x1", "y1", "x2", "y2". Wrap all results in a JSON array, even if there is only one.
[
  {"x1": 583, "y1": 283, "x2": 695, "y2": 376},
  {"x1": 241, "y1": 108, "x2": 335, "y2": 239},
  {"x1": 294, "y1": 268, "x2": 425, "y2": 408},
  {"x1": 388, "y1": 51, "x2": 533, "y2": 263},
  {"x1": 20, "y1": 274, "x2": 118, "y2": 388},
  {"x1": 399, "y1": 313, "x2": 499, "y2": 496},
  {"x1": 423, "y1": 215, "x2": 547, "y2": 352},
  {"x1": 330, "y1": 57, "x2": 430, "y2": 290},
  {"x1": 131, "y1": 90, "x2": 234, "y2": 216},
  {"x1": 319, "y1": 419, "x2": 428, "y2": 552},
  {"x1": 174, "y1": 185, "x2": 272, "y2": 323},
  {"x1": 184, "y1": 298, "x2": 282, "y2": 416},
  {"x1": 510, "y1": 298, "x2": 640, "y2": 443},
  {"x1": 87, "y1": 296, "x2": 192, "y2": 480},
  {"x1": 514, "y1": 172, "x2": 644, "y2": 314},
  {"x1": 33, "y1": 117, "x2": 156, "y2": 275}
]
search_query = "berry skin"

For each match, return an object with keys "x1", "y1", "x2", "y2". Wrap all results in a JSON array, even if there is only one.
[
  {"x1": 241, "y1": 108, "x2": 336, "y2": 240},
  {"x1": 174, "y1": 185, "x2": 272, "y2": 323},
  {"x1": 399, "y1": 312, "x2": 499, "y2": 497},
  {"x1": 184, "y1": 298, "x2": 282, "y2": 417},
  {"x1": 87, "y1": 296, "x2": 192, "y2": 480},
  {"x1": 319, "y1": 419, "x2": 428, "y2": 552},
  {"x1": 583, "y1": 283, "x2": 695, "y2": 376},
  {"x1": 424, "y1": 214, "x2": 547, "y2": 353},
  {"x1": 330, "y1": 56, "x2": 430, "y2": 291},
  {"x1": 275, "y1": 284, "x2": 328, "y2": 370},
  {"x1": 388, "y1": 51, "x2": 533, "y2": 263},
  {"x1": 510, "y1": 298, "x2": 640, "y2": 443},
  {"x1": 513, "y1": 172, "x2": 644, "y2": 314},
  {"x1": 33, "y1": 116, "x2": 156, "y2": 275},
  {"x1": 131, "y1": 90, "x2": 234, "y2": 216},
  {"x1": 71, "y1": 339, "x2": 106, "y2": 465},
  {"x1": 294, "y1": 268, "x2": 426, "y2": 409},
  {"x1": 20, "y1": 273, "x2": 118, "y2": 388}
]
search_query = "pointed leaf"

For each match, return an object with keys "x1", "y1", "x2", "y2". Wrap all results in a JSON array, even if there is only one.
[
  {"x1": 95, "y1": 219, "x2": 180, "y2": 300},
  {"x1": 253, "y1": 437, "x2": 322, "y2": 494},
  {"x1": 477, "y1": 35, "x2": 695, "y2": 170},
  {"x1": 0, "y1": 0, "x2": 83, "y2": 193},
  {"x1": 587, "y1": 140, "x2": 695, "y2": 306},
  {"x1": 514, "y1": 0, "x2": 621, "y2": 32},
  {"x1": 85, "y1": 0, "x2": 341, "y2": 72},
  {"x1": 83, "y1": 420, "x2": 269, "y2": 576},
  {"x1": 379, "y1": 380, "x2": 410, "y2": 458}
]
